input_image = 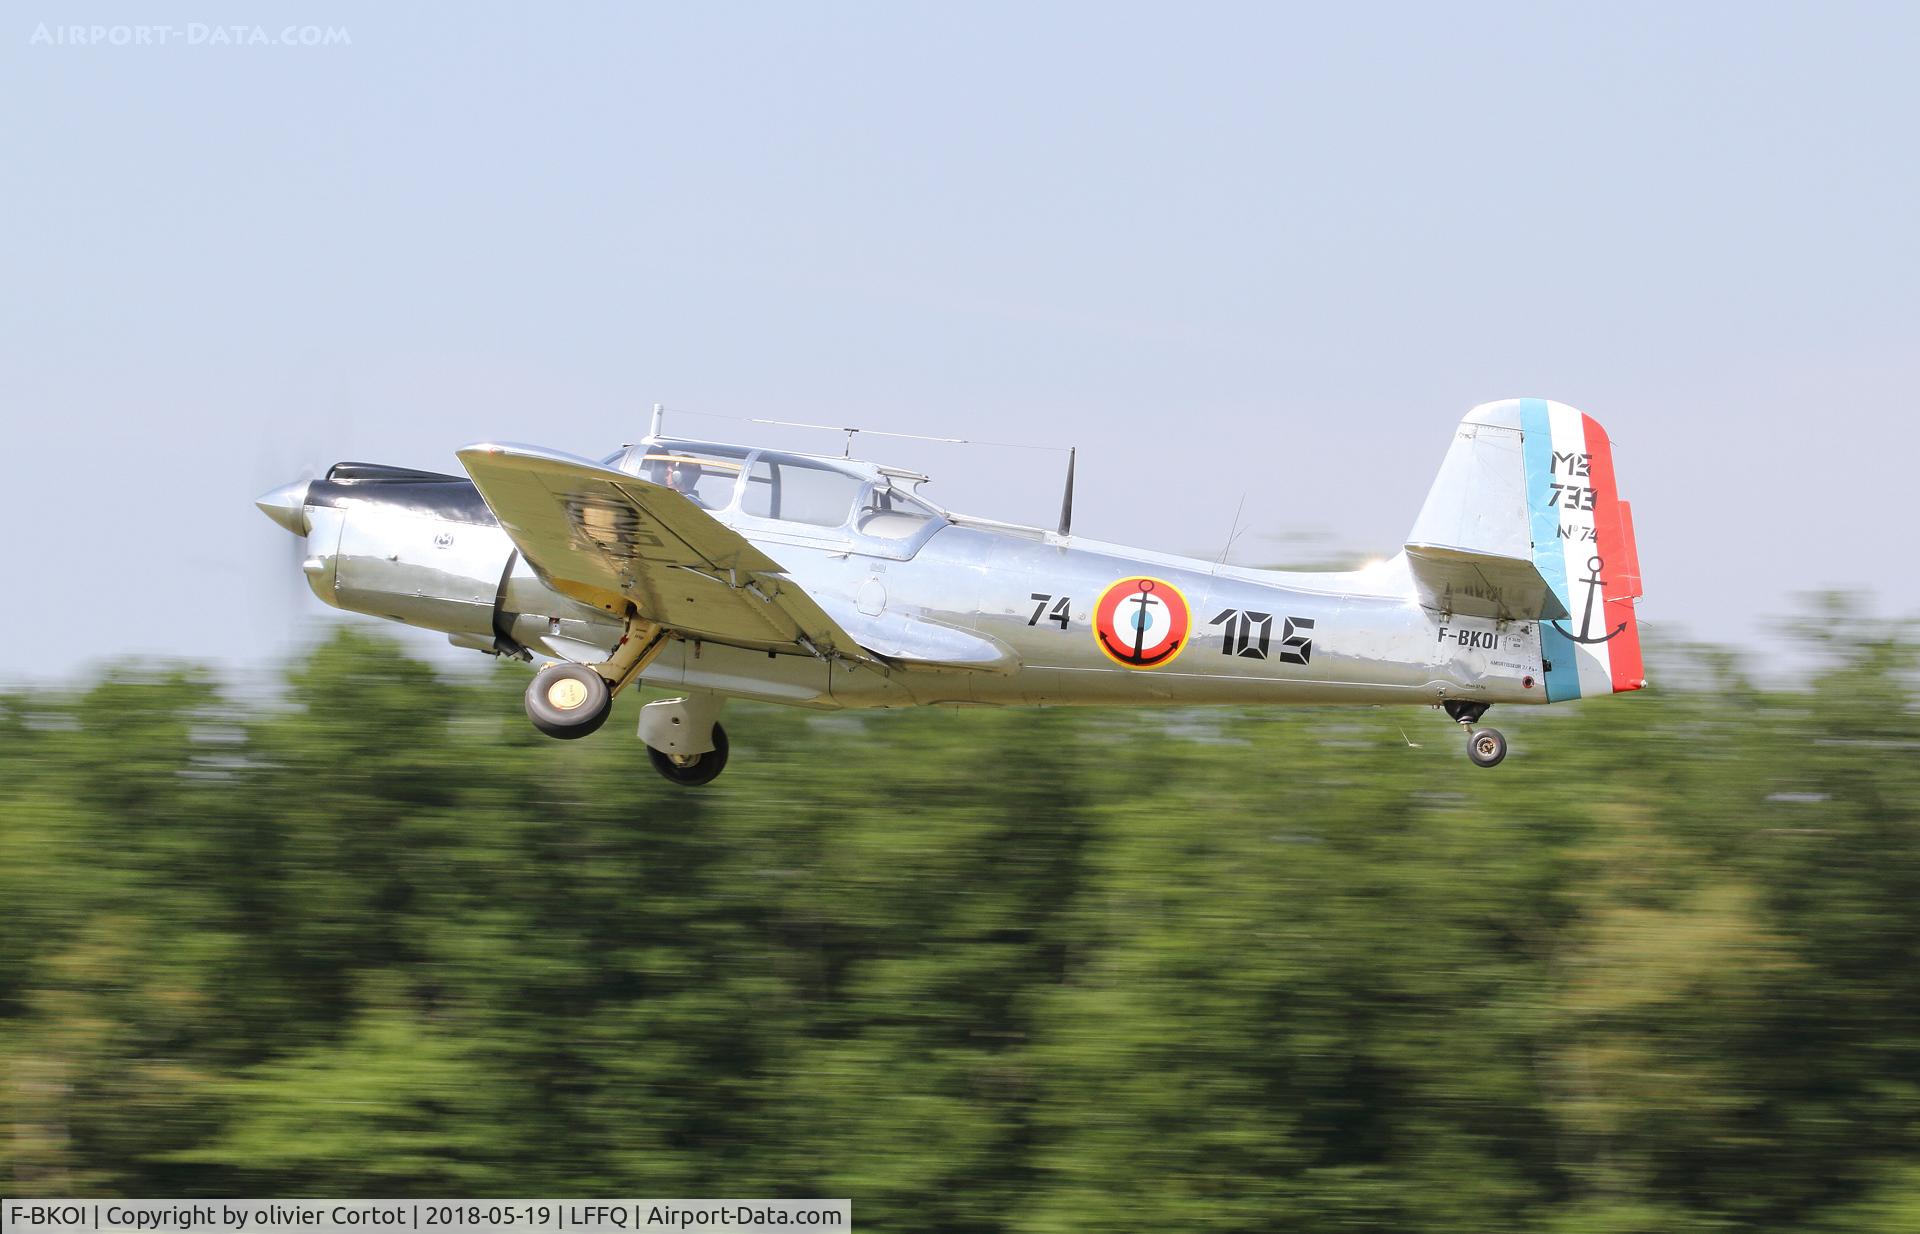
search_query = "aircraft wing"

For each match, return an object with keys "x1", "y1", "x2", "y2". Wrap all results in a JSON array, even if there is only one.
[{"x1": 457, "y1": 443, "x2": 876, "y2": 661}]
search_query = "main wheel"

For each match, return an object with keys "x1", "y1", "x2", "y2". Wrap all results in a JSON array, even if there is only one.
[
  {"x1": 1467, "y1": 726, "x2": 1507, "y2": 768},
  {"x1": 648, "y1": 722, "x2": 730, "y2": 786},
  {"x1": 525, "y1": 663, "x2": 612, "y2": 739}
]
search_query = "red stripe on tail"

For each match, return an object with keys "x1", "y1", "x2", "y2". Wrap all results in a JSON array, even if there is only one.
[{"x1": 1582, "y1": 415, "x2": 1646, "y2": 692}]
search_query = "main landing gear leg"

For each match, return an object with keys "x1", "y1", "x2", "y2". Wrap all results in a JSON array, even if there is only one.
[
  {"x1": 640, "y1": 692, "x2": 730, "y2": 787},
  {"x1": 1443, "y1": 701, "x2": 1507, "y2": 769},
  {"x1": 521, "y1": 618, "x2": 667, "y2": 743}
]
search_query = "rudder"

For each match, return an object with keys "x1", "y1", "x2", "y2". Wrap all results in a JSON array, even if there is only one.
[{"x1": 1515, "y1": 398, "x2": 1646, "y2": 699}]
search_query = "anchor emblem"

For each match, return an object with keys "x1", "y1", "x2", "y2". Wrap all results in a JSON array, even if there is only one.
[
  {"x1": 1092, "y1": 576, "x2": 1191, "y2": 668},
  {"x1": 1551, "y1": 555, "x2": 1628, "y2": 645}
]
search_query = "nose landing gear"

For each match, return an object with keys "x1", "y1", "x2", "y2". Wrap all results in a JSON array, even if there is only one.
[{"x1": 1443, "y1": 701, "x2": 1507, "y2": 768}]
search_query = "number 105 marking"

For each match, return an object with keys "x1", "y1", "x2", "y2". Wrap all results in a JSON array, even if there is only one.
[{"x1": 1211, "y1": 609, "x2": 1316, "y2": 664}]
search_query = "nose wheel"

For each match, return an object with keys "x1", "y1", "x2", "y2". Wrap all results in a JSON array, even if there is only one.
[
  {"x1": 1443, "y1": 701, "x2": 1507, "y2": 768},
  {"x1": 524, "y1": 663, "x2": 613, "y2": 739}
]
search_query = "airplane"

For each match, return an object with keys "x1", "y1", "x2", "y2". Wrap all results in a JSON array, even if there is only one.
[{"x1": 256, "y1": 397, "x2": 1644, "y2": 785}]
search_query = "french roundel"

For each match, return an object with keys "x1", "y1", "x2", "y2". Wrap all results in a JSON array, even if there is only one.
[{"x1": 1093, "y1": 576, "x2": 1192, "y2": 669}]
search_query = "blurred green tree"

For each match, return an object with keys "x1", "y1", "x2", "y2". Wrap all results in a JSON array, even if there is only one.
[{"x1": 0, "y1": 609, "x2": 1915, "y2": 1232}]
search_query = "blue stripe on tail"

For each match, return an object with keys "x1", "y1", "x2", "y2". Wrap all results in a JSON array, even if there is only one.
[{"x1": 1521, "y1": 398, "x2": 1582, "y2": 702}]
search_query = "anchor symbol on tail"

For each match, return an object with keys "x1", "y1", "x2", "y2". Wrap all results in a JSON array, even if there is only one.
[{"x1": 1551, "y1": 555, "x2": 1628, "y2": 645}]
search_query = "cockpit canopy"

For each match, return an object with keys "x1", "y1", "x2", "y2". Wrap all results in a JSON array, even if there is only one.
[{"x1": 603, "y1": 437, "x2": 947, "y2": 551}]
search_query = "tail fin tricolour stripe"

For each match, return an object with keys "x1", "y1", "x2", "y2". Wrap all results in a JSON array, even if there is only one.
[{"x1": 1515, "y1": 398, "x2": 1646, "y2": 701}]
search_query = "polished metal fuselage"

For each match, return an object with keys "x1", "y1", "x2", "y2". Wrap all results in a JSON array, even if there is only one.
[
  {"x1": 663, "y1": 521, "x2": 1546, "y2": 710},
  {"x1": 301, "y1": 467, "x2": 1551, "y2": 714}
]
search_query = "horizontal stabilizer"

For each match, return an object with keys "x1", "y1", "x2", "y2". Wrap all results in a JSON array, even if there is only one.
[{"x1": 1404, "y1": 546, "x2": 1570, "y2": 621}]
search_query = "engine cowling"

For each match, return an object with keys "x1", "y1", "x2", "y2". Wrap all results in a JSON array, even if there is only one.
[{"x1": 259, "y1": 462, "x2": 625, "y2": 661}]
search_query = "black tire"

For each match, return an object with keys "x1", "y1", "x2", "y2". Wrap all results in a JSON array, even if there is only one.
[
  {"x1": 1467, "y1": 726, "x2": 1507, "y2": 768},
  {"x1": 648, "y1": 722, "x2": 730, "y2": 786},
  {"x1": 525, "y1": 663, "x2": 613, "y2": 740}
]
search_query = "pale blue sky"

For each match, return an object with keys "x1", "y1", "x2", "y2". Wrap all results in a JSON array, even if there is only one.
[{"x1": 3, "y1": 3, "x2": 1915, "y2": 679}]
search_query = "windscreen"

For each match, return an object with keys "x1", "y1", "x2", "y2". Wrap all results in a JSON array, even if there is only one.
[
  {"x1": 855, "y1": 485, "x2": 941, "y2": 540},
  {"x1": 631, "y1": 450, "x2": 748, "y2": 510}
]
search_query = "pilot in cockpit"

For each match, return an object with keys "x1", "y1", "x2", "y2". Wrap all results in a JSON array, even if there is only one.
[{"x1": 664, "y1": 459, "x2": 705, "y2": 507}]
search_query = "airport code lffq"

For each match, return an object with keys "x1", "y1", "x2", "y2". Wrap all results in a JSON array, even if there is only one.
[{"x1": 1, "y1": 1201, "x2": 851, "y2": 1234}]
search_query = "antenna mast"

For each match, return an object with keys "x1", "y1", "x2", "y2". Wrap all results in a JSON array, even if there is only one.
[{"x1": 1057, "y1": 447, "x2": 1077, "y2": 537}]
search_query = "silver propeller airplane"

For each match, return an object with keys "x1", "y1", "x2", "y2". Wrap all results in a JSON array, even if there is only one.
[{"x1": 257, "y1": 398, "x2": 1644, "y2": 785}]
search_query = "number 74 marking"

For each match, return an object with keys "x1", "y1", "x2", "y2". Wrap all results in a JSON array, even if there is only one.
[{"x1": 1028, "y1": 593, "x2": 1071, "y2": 629}]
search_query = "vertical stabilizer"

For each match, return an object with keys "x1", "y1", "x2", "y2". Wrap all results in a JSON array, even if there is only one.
[{"x1": 1407, "y1": 399, "x2": 1646, "y2": 699}]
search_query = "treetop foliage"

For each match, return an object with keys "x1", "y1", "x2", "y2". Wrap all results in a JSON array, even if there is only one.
[{"x1": 3, "y1": 611, "x2": 1918, "y2": 1232}]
